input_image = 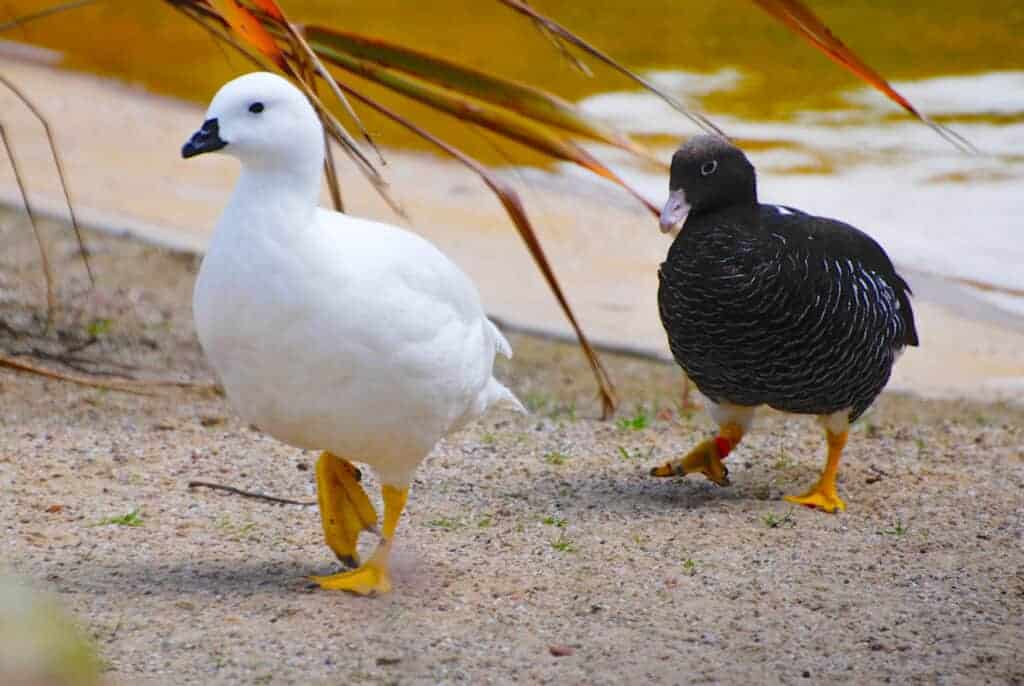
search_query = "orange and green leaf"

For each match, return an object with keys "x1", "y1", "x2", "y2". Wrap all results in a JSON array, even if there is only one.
[
  {"x1": 209, "y1": 0, "x2": 286, "y2": 69},
  {"x1": 312, "y1": 45, "x2": 658, "y2": 216},
  {"x1": 245, "y1": 0, "x2": 285, "y2": 22},
  {"x1": 750, "y1": 0, "x2": 974, "y2": 151},
  {"x1": 304, "y1": 26, "x2": 657, "y2": 163}
]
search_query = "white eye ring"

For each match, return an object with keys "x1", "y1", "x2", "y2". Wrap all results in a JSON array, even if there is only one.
[{"x1": 700, "y1": 160, "x2": 718, "y2": 176}]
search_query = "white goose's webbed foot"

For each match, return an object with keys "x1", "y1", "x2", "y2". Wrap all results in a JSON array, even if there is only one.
[{"x1": 313, "y1": 484, "x2": 408, "y2": 595}]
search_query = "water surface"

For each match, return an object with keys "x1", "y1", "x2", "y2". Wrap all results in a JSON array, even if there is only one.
[{"x1": 4, "y1": 1, "x2": 1021, "y2": 153}]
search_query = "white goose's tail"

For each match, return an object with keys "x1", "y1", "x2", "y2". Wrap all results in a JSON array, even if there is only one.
[
  {"x1": 486, "y1": 319, "x2": 525, "y2": 414},
  {"x1": 484, "y1": 377, "x2": 526, "y2": 414},
  {"x1": 489, "y1": 319, "x2": 513, "y2": 360}
]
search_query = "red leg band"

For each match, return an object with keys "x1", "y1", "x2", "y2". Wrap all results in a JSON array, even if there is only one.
[{"x1": 714, "y1": 436, "x2": 733, "y2": 459}]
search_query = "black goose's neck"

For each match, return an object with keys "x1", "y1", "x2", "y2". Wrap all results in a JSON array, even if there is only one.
[{"x1": 689, "y1": 199, "x2": 760, "y2": 233}]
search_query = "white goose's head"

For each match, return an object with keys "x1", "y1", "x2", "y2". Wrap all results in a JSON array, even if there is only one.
[{"x1": 182, "y1": 72, "x2": 323, "y2": 170}]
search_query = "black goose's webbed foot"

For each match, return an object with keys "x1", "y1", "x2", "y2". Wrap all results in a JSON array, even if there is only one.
[{"x1": 650, "y1": 422, "x2": 743, "y2": 486}]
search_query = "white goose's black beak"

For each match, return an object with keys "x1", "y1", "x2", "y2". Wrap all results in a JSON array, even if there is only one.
[
  {"x1": 659, "y1": 189, "x2": 690, "y2": 236},
  {"x1": 182, "y1": 118, "x2": 227, "y2": 158}
]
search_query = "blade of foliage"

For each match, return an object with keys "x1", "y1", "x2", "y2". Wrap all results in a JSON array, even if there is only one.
[
  {"x1": 288, "y1": 28, "x2": 343, "y2": 211},
  {"x1": 209, "y1": 0, "x2": 286, "y2": 69},
  {"x1": 496, "y1": 0, "x2": 726, "y2": 138},
  {"x1": 289, "y1": 73, "x2": 407, "y2": 215},
  {"x1": 321, "y1": 131, "x2": 344, "y2": 211},
  {"x1": 336, "y1": 84, "x2": 618, "y2": 417},
  {"x1": 0, "y1": 0, "x2": 98, "y2": 32},
  {"x1": 750, "y1": 0, "x2": 975, "y2": 152},
  {"x1": 247, "y1": 0, "x2": 284, "y2": 22},
  {"x1": 312, "y1": 45, "x2": 658, "y2": 216},
  {"x1": 304, "y1": 26, "x2": 655, "y2": 163},
  {"x1": 521, "y1": 0, "x2": 592, "y2": 76},
  {"x1": 0, "y1": 74, "x2": 93, "y2": 287},
  {"x1": 283, "y1": 20, "x2": 384, "y2": 165},
  {"x1": 536, "y1": 21, "x2": 592, "y2": 77},
  {"x1": 0, "y1": 123, "x2": 56, "y2": 325}
]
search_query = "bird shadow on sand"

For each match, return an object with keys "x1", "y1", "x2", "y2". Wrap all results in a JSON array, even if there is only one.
[
  {"x1": 528, "y1": 462, "x2": 855, "y2": 523},
  {"x1": 50, "y1": 558, "x2": 323, "y2": 600},
  {"x1": 51, "y1": 546, "x2": 443, "y2": 603},
  {"x1": 470, "y1": 469, "x2": 762, "y2": 522}
]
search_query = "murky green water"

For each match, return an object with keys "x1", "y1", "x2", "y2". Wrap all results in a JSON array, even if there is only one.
[{"x1": 3, "y1": 0, "x2": 1022, "y2": 159}]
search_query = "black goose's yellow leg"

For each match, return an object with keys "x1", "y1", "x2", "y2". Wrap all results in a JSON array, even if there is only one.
[
  {"x1": 316, "y1": 452, "x2": 377, "y2": 568},
  {"x1": 650, "y1": 422, "x2": 744, "y2": 486},
  {"x1": 784, "y1": 429, "x2": 848, "y2": 513},
  {"x1": 313, "y1": 484, "x2": 409, "y2": 595}
]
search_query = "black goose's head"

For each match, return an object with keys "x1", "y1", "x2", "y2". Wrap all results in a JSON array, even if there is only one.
[{"x1": 660, "y1": 135, "x2": 757, "y2": 236}]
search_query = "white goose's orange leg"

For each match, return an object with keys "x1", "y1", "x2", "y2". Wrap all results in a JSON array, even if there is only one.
[
  {"x1": 315, "y1": 452, "x2": 377, "y2": 568},
  {"x1": 313, "y1": 484, "x2": 408, "y2": 595}
]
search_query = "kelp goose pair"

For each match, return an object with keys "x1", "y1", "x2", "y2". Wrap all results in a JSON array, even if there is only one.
[{"x1": 183, "y1": 74, "x2": 915, "y2": 597}]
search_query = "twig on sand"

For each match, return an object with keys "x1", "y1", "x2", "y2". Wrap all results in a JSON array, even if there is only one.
[
  {"x1": 9, "y1": 343, "x2": 129, "y2": 376},
  {"x1": 187, "y1": 480, "x2": 316, "y2": 507},
  {"x1": 0, "y1": 352, "x2": 219, "y2": 394},
  {"x1": 0, "y1": 353, "x2": 154, "y2": 394},
  {"x1": 865, "y1": 464, "x2": 891, "y2": 485}
]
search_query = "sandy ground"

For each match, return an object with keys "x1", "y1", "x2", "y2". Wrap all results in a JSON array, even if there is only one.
[
  {"x1": 2, "y1": 205, "x2": 1023, "y2": 685},
  {"x1": 3, "y1": 51, "x2": 1024, "y2": 404}
]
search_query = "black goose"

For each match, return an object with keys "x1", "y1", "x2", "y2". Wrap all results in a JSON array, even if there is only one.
[{"x1": 650, "y1": 135, "x2": 918, "y2": 512}]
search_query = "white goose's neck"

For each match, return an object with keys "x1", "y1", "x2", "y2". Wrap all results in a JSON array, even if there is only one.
[{"x1": 220, "y1": 156, "x2": 323, "y2": 243}]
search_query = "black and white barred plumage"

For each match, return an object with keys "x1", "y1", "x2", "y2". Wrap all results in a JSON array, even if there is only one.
[{"x1": 657, "y1": 136, "x2": 918, "y2": 421}]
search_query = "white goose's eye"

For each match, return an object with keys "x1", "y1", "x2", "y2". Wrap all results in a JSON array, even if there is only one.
[{"x1": 700, "y1": 160, "x2": 718, "y2": 176}]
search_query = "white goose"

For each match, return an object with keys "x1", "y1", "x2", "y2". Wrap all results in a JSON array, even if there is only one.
[{"x1": 183, "y1": 72, "x2": 522, "y2": 595}]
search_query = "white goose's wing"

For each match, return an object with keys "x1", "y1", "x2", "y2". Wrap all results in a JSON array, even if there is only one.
[
  {"x1": 299, "y1": 210, "x2": 513, "y2": 441},
  {"x1": 309, "y1": 208, "x2": 498, "y2": 359}
]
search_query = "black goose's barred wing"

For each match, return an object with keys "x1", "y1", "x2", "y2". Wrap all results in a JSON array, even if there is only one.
[
  {"x1": 658, "y1": 206, "x2": 918, "y2": 419},
  {"x1": 761, "y1": 206, "x2": 918, "y2": 348}
]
